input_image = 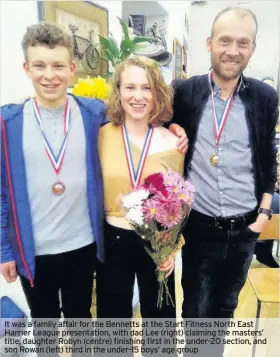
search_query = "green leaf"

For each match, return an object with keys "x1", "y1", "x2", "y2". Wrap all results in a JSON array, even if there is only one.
[
  {"x1": 120, "y1": 38, "x2": 133, "y2": 51},
  {"x1": 103, "y1": 49, "x2": 115, "y2": 66},
  {"x1": 98, "y1": 35, "x2": 110, "y2": 50},
  {"x1": 120, "y1": 38, "x2": 133, "y2": 58},
  {"x1": 133, "y1": 35, "x2": 156, "y2": 44},
  {"x1": 118, "y1": 17, "x2": 129, "y2": 41},
  {"x1": 107, "y1": 37, "x2": 120, "y2": 58}
]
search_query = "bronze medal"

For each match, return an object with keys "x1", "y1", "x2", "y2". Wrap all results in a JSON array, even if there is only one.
[
  {"x1": 52, "y1": 181, "x2": 66, "y2": 196},
  {"x1": 210, "y1": 152, "x2": 219, "y2": 167},
  {"x1": 208, "y1": 70, "x2": 236, "y2": 168},
  {"x1": 33, "y1": 98, "x2": 70, "y2": 197}
]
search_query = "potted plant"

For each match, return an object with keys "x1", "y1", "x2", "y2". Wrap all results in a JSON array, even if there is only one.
[{"x1": 98, "y1": 17, "x2": 157, "y2": 77}]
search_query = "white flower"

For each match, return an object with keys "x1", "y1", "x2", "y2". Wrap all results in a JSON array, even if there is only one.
[
  {"x1": 121, "y1": 189, "x2": 149, "y2": 209},
  {"x1": 125, "y1": 205, "x2": 144, "y2": 225}
]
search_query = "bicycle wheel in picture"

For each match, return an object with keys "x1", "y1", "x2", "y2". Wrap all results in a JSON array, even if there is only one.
[{"x1": 69, "y1": 24, "x2": 100, "y2": 72}]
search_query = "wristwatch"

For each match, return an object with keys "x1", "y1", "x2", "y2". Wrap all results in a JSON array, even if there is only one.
[{"x1": 258, "y1": 208, "x2": 273, "y2": 220}]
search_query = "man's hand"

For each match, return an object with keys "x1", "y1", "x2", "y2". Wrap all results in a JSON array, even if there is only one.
[
  {"x1": 248, "y1": 214, "x2": 269, "y2": 233},
  {"x1": 169, "y1": 123, "x2": 188, "y2": 153},
  {"x1": 0, "y1": 261, "x2": 17, "y2": 283}
]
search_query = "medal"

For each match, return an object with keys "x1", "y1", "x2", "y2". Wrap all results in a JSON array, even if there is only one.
[
  {"x1": 52, "y1": 181, "x2": 66, "y2": 196},
  {"x1": 121, "y1": 124, "x2": 154, "y2": 188},
  {"x1": 210, "y1": 152, "x2": 219, "y2": 167},
  {"x1": 208, "y1": 70, "x2": 236, "y2": 168},
  {"x1": 33, "y1": 98, "x2": 70, "y2": 195}
]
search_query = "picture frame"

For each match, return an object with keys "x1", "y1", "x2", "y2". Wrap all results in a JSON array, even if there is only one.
[
  {"x1": 277, "y1": 62, "x2": 280, "y2": 106},
  {"x1": 128, "y1": 14, "x2": 146, "y2": 36},
  {"x1": 37, "y1": 1, "x2": 108, "y2": 84},
  {"x1": 182, "y1": 46, "x2": 188, "y2": 79},
  {"x1": 173, "y1": 39, "x2": 183, "y2": 79}
]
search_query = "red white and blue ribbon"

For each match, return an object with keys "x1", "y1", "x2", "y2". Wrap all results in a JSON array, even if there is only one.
[
  {"x1": 208, "y1": 70, "x2": 235, "y2": 147},
  {"x1": 33, "y1": 98, "x2": 70, "y2": 174},
  {"x1": 121, "y1": 124, "x2": 154, "y2": 188}
]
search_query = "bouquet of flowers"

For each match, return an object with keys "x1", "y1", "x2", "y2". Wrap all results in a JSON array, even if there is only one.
[
  {"x1": 72, "y1": 75, "x2": 111, "y2": 101},
  {"x1": 121, "y1": 171, "x2": 195, "y2": 309}
]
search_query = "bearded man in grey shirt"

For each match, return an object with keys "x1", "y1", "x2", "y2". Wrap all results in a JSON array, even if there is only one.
[{"x1": 171, "y1": 6, "x2": 278, "y2": 334}]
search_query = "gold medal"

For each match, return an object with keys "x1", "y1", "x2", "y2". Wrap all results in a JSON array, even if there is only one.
[
  {"x1": 210, "y1": 152, "x2": 219, "y2": 167},
  {"x1": 52, "y1": 181, "x2": 66, "y2": 196}
]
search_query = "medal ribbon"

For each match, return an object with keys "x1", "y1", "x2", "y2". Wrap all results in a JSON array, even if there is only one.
[
  {"x1": 33, "y1": 98, "x2": 70, "y2": 175},
  {"x1": 121, "y1": 125, "x2": 154, "y2": 188},
  {"x1": 208, "y1": 70, "x2": 236, "y2": 147}
]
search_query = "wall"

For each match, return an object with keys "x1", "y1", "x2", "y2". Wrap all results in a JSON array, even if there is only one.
[
  {"x1": 0, "y1": 0, "x2": 122, "y2": 105},
  {"x1": 0, "y1": 1, "x2": 38, "y2": 105},
  {"x1": 95, "y1": 1, "x2": 122, "y2": 46},
  {"x1": 122, "y1": 0, "x2": 167, "y2": 22},
  {"x1": 121, "y1": 1, "x2": 168, "y2": 51},
  {"x1": 188, "y1": 0, "x2": 280, "y2": 80},
  {"x1": 159, "y1": 1, "x2": 192, "y2": 76}
]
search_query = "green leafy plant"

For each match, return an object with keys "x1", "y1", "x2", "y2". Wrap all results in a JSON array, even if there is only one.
[{"x1": 99, "y1": 17, "x2": 156, "y2": 76}]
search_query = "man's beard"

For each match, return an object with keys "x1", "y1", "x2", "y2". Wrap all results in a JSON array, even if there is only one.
[{"x1": 211, "y1": 56, "x2": 248, "y2": 81}]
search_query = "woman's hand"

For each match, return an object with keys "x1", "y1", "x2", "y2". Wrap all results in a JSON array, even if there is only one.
[{"x1": 159, "y1": 254, "x2": 176, "y2": 278}]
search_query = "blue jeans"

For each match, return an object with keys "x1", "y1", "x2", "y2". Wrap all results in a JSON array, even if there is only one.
[{"x1": 181, "y1": 213, "x2": 259, "y2": 318}]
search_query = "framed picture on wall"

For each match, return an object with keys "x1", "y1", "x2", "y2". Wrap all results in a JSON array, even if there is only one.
[
  {"x1": 38, "y1": 1, "x2": 108, "y2": 84},
  {"x1": 173, "y1": 39, "x2": 183, "y2": 79},
  {"x1": 277, "y1": 62, "x2": 280, "y2": 106},
  {"x1": 128, "y1": 14, "x2": 146, "y2": 35},
  {"x1": 182, "y1": 46, "x2": 188, "y2": 79}
]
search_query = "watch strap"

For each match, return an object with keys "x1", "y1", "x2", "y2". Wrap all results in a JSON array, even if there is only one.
[{"x1": 258, "y1": 208, "x2": 273, "y2": 220}]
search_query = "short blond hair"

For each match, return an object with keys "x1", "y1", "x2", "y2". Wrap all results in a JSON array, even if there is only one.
[
  {"x1": 211, "y1": 7, "x2": 258, "y2": 43},
  {"x1": 107, "y1": 55, "x2": 173, "y2": 126}
]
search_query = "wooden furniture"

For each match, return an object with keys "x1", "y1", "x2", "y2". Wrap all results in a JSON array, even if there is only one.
[
  {"x1": 258, "y1": 214, "x2": 279, "y2": 240},
  {"x1": 249, "y1": 214, "x2": 279, "y2": 357},
  {"x1": 258, "y1": 213, "x2": 279, "y2": 257}
]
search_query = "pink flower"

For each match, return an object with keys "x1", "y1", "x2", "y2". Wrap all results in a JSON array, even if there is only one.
[
  {"x1": 156, "y1": 191, "x2": 182, "y2": 210},
  {"x1": 178, "y1": 181, "x2": 195, "y2": 203},
  {"x1": 151, "y1": 192, "x2": 183, "y2": 229},
  {"x1": 164, "y1": 172, "x2": 195, "y2": 204},
  {"x1": 164, "y1": 171, "x2": 184, "y2": 188},
  {"x1": 177, "y1": 188, "x2": 195, "y2": 204},
  {"x1": 157, "y1": 205, "x2": 183, "y2": 229},
  {"x1": 142, "y1": 198, "x2": 164, "y2": 222}
]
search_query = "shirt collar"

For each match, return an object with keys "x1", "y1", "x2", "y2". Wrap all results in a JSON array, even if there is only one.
[{"x1": 211, "y1": 74, "x2": 246, "y2": 97}]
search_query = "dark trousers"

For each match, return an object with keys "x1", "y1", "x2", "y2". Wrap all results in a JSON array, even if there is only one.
[
  {"x1": 20, "y1": 242, "x2": 96, "y2": 318},
  {"x1": 97, "y1": 221, "x2": 176, "y2": 318},
  {"x1": 96, "y1": 222, "x2": 177, "y2": 357},
  {"x1": 20, "y1": 243, "x2": 96, "y2": 357},
  {"x1": 181, "y1": 214, "x2": 259, "y2": 319},
  {"x1": 181, "y1": 212, "x2": 259, "y2": 357}
]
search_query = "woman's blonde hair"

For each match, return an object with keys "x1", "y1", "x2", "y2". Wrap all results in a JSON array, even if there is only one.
[{"x1": 107, "y1": 55, "x2": 173, "y2": 126}]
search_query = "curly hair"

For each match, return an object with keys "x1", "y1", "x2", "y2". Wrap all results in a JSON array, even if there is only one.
[
  {"x1": 22, "y1": 22, "x2": 74, "y2": 62},
  {"x1": 107, "y1": 55, "x2": 173, "y2": 126}
]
